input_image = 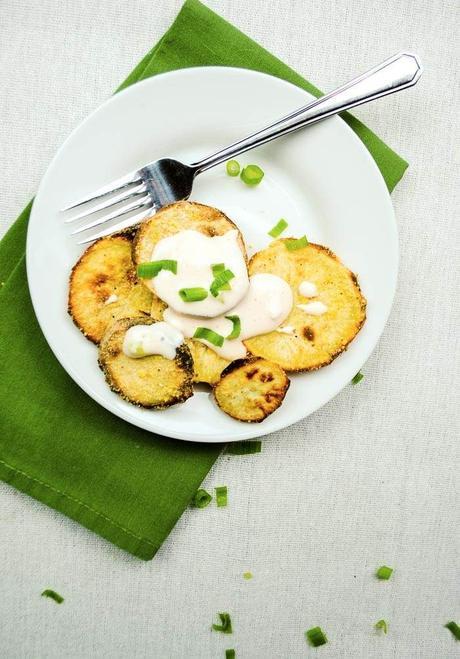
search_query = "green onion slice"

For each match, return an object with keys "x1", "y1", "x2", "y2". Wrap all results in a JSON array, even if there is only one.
[
  {"x1": 194, "y1": 327, "x2": 224, "y2": 347},
  {"x1": 240, "y1": 164, "x2": 264, "y2": 186},
  {"x1": 268, "y1": 218, "x2": 288, "y2": 238},
  {"x1": 211, "y1": 263, "x2": 226, "y2": 276},
  {"x1": 225, "y1": 315, "x2": 241, "y2": 340},
  {"x1": 191, "y1": 488, "x2": 212, "y2": 508},
  {"x1": 445, "y1": 621, "x2": 460, "y2": 640},
  {"x1": 212, "y1": 612, "x2": 233, "y2": 634},
  {"x1": 41, "y1": 589, "x2": 64, "y2": 604},
  {"x1": 210, "y1": 269, "x2": 235, "y2": 297},
  {"x1": 305, "y1": 626, "x2": 328, "y2": 647},
  {"x1": 179, "y1": 287, "x2": 208, "y2": 302},
  {"x1": 243, "y1": 572, "x2": 253, "y2": 580},
  {"x1": 226, "y1": 160, "x2": 240, "y2": 177},
  {"x1": 137, "y1": 260, "x2": 177, "y2": 278},
  {"x1": 376, "y1": 565, "x2": 393, "y2": 580},
  {"x1": 227, "y1": 441, "x2": 262, "y2": 455},
  {"x1": 375, "y1": 619, "x2": 388, "y2": 634},
  {"x1": 215, "y1": 485, "x2": 228, "y2": 507},
  {"x1": 225, "y1": 650, "x2": 236, "y2": 659},
  {"x1": 285, "y1": 236, "x2": 309, "y2": 251},
  {"x1": 351, "y1": 371, "x2": 364, "y2": 385}
]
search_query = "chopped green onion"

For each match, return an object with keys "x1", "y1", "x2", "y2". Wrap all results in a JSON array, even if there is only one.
[
  {"x1": 226, "y1": 160, "x2": 240, "y2": 177},
  {"x1": 212, "y1": 612, "x2": 232, "y2": 633},
  {"x1": 215, "y1": 486, "x2": 228, "y2": 507},
  {"x1": 41, "y1": 589, "x2": 64, "y2": 604},
  {"x1": 225, "y1": 650, "x2": 236, "y2": 659},
  {"x1": 243, "y1": 572, "x2": 253, "y2": 580},
  {"x1": 194, "y1": 327, "x2": 224, "y2": 347},
  {"x1": 376, "y1": 565, "x2": 393, "y2": 580},
  {"x1": 268, "y1": 218, "x2": 288, "y2": 238},
  {"x1": 240, "y1": 164, "x2": 264, "y2": 186},
  {"x1": 227, "y1": 441, "x2": 262, "y2": 455},
  {"x1": 445, "y1": 621, "x2": 460, "y2": 640},
  {"x1": 285, "y1": 236, "x2": 309, "y2": 251},
  {"x1": 225, "y1": 315, "x2": 241, "y2": 340},
  {"x1": 179, "y1": 287, "x2": 208, "y2": 302},
  {"x1": 191, "y1": 488, "x2": 212, "y2": 508},
  {"x1": 137, "y1": 260, "x2": 177, "y2": 278},
  {"x1": 375, "y1": 619, "x2": 388, "y2": 634},
  {"x1": 210, "y1": 269, "x2": 235, "y2": 297},
  {"x1": 212, "y1": 263, "x2": 226, "y2": 276},
  {"x1": 305, "y1": 626, "x2": 328, "y2": 647},
  {"x1": 351, "y1": 371, "x2": 364, "y2": 385}
]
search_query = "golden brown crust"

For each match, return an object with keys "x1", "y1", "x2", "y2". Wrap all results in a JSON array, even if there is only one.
[
  {"x1": 186, "y1": 339, "x2": 230, "y2": 385},
  {"x1": 244, "y1": 240, "x2": 367, "y2": 372},
  {"x1": 213, "y1": 357, "x2": 290, "y2": 422},
  {"x1": 98, "y1": 317, "x2": 194, "y2": 409}
]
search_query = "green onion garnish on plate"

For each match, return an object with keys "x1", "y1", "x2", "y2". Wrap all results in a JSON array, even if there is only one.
[
  {"x1": 137, "y1": 259, "x2": 177, "y2": 278},
  {"x1": 225, "y1": 650, "x2": 236, "y2": 659},
  {"x1": 212, "y1": 263, "x2": 226, "y2": 276},
  {"x1": 375, "y1": 619, "x2": 388, "y2": 634},
  {"x1": 225, "y1": 315, "x2": 241, "y2": 340},
  {"x1": 376, "y1": 565, "x2": 393, "y2": 580},
  {"x1": 179, "y1": 287, "x2": 208, "y2": 302},
  {"x1": 351, "y1": 371, "x2": 364, "y2": 385},
  {"x1": 268, "y1": 218, "x2": 288, "y2": 238},
  {"x1": 285, "y1": 236, "x2": 308, "y2": 251},
  {"x1": 305, "y1": 626, "x2": 328, "y2": 647},
  {"x1": 212, "y1": 612, "x2": 233, "y2": 633},
  {"x1": 193, "y1": 327, "x2": 225, "y2": 347},
  {"x1": 227, "y1": 441, "x2": 262, "y2": 455},
  {"x1": 215, "y1": 486, "x2": 228, "y2": 507},
  {"x1": 226, "y1": 160, "x2": 240, "y2": 177},
  {"x1": 191, "y1": 488, "x2": 212, "y2": 508},
  {"x1": 41, "y1": 589, "x2": 64, "y2": 604},
  {"x1": 445, "y1": 621, "x2": 460, "y2": 640},
  {"x1": 210, "y1": 269, "x2": 235, "y2": 297},
  {"x1": 240, "y1": 164, "x2": 264, "y2": 186}
]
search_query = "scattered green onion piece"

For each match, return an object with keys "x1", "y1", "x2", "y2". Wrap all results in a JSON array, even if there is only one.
[
  {"x1": 351, "y1": 371, "x2": 364, "y2": 385},
  {"x1": 137, "y1": 260, "x2": 177, "y2": 278},
  {"x1": 227, "y1": 441, "x2": 262, "y2": 455},
  {"x1": 225, "y1": 650, "x2": 236, "y2": 659},
  {"x1": 41, "y1": 589, "x2": 64, "y2": 604},
  {"x1": 375, "y1": 619, "x2": 388, "y2": 634},
  {"x1": 212, "y1": 263, "x2": 226, "y2": 276},
  {"x1": 179, "y1": 287, "x2": 208, "y2": 302},
  {"x1": 194, "y1": 327, "x2": 225, "y2": 347},
  {"x1": 268, "y1": 218, "x2": 288, "y2": 238},
  {"x1": 376, "y1": 565, "x2": 393, "y2": 580},
  {"x1": 215, "y1": 486, "x2": 228, "y2": 507},
  {"x1": 191, "y1": 488, "x2": 212, "y2": 508},
  {"x1": 305, "y1": 626, "x2": 328, "y2": 647},
  {"x1": 240, "y1": 164, "x2": 264, "y2": 186},
  {"x1": 226, "y1": 160, "x2": 240, "y2": 177},
  {"x1": 445, "y1": 621, "x2": 460, "y2": 640},
  {"x1": 243, "y1": 572, "x2": 253, "y2": 580},
  {"x1": 285, "y1": 236, "x2": 309, "y2": 251},
  {"x1": 225, "y1": 315, "x2": 241, "y2": 340},
  {"x1": 210, "y1": 269, "x2": 235, "y2": 297},
  {"x1": 212, "y1": 612, "x2": 233, "y2": 633}
]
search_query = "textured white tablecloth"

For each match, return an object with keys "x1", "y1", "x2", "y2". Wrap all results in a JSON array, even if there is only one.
[{"x1": 1, "y1": 1, "x2": 459, "y2": 657}]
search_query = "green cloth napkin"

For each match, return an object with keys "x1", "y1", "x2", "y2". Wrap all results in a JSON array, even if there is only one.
[{"x1": 0, "y1": 0, "x2": 407, "y2": 560}]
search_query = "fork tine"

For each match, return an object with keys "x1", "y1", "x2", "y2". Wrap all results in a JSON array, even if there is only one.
[
  {"x1": 77, "y1": 206, "x2": 154, "y2": 244},
  {"x1": 61, "y1": 170, "x2": 142, "y2": 212},
  {"x1": 70, "y1": 195, "x2": 152, "y2": 235},
  {"x1": 64, "y1": 182, "x2": 147, "y2": 223}
]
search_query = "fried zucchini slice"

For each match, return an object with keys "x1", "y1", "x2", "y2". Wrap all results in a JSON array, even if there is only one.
[
  {"x1": 98, "y1": 317, "x2": 193, "y2": 408},
  {"x1": 133, "y1": 201, "x2": 247, "y2": 292},
  {"x1": 244, "y1": 241, "x2": 366, "y2": 371},
  {"x1": 187, "y1": 340, "x2": 230, "y2": 385},
  {"x1": 69, "y1": 235, "x2": 152, "y2": 344},
  {"x1": 214, "y1": 357, "x2": 290, "y2": 422}
]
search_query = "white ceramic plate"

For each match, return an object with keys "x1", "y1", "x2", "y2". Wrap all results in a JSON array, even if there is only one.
[{"x1": 27, "y1": 67, "x2": 397, "y2": 442}]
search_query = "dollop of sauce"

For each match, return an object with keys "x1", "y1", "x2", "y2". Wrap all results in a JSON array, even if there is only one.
[
  {"x1": 149, "y1": 229, "x2": 249, "y2": 318},
  {"x1": 297, "y1": 301, "x2": 328, "y2": 316},
  {"x1": 122, "y1": 322, "x2": 184, "y2": 359},
  {"x1": 298, "y1": 280, "x2": 318, "y2": 297},
  {"x1": 164, "y1": 274, "x2": 293, "y2": 360}
]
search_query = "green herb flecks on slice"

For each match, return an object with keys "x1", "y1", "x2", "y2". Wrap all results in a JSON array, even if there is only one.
[
  {"x1": 215, "y1": 486, "x2": 228, "y2": 507},
  {"x1": 445, "y1": 621, "x2": 460, "y2": 640},
  {"x1": 179, "y1": 287, "x2": 208, "y2": 302},
  {"x1": 268, "y1": 218, "x2": 288, "y2": 238},
  {"x1": 285, "y1": 236, "x2": 308, "y2": 251},
  {"x1": 137, "y1": 260, "x2": 177, "y2": 278},
  {"x1": 227, "y1": 441, "x2": 262, "y2": 455},
  {"x1": 193, "y1": 327, "x2": 225, "y2": 347},
  {"x1": 191, "y1": 488, "x2": 212, "y2": 508},
  {"x1": 212, "y1": 612, "x2": 233, "y2": 633},
  {"x1": 225, "y1": 315, "x2": 241, "y2": 340},
  {"x1": 305, "y1": 626, "x2": 328, "y2": 647},
  {"x1": 41, "y1": 589, "x2": 64, "y2": 604},
  {"x1": 240, "y1": 164, "x2": 264, "y2": 186},
  {"x1": 226, "y1": 160, "x2": 240, "y2": 177},
  {"x1": 210, "y1": 269, "x2": 235, "y2": 297},
  {"x1": 375, "y1": 619, "x2": 388, "y2": 634},
  {"x1": 376, "y1": 565, "x2": 393, "y2": 580}
]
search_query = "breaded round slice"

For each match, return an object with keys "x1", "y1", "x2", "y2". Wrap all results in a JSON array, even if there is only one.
[
  {"x1": 133, "y1": 200, "x2": 247, "y2": 290},
  {"x1": 98, "y1": 317, "x2": 194, "y2": 409},
  {"x1": 69, "y1": 234, "x2": 152, "y2": 344},
  {"x1": 214, "y1": 358, "x2": 290, "y2": 422},
  {"x1": 244, "y1": 240, "x2": 366, "y2": 371}
]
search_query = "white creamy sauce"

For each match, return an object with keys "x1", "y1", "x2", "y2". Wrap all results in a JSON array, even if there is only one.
[
  {"x1": 149, "y1": 229, "x2": 249, "y2": 317},
  {"x1": 122, "y1": 322, "x2": 184, "y2": 360},
  {"x1": 298, "y1": 280, "x2": 318, "y2": 298},
  {"x1": 104, "y1": 293, "x2": 118, "y2": 305},
  {"x1": 164, "y1": 273, "x2": 293, "y2": 360},
  {"x1": 277, "y1": 325, "x2": 295, "y2": 335},
  {"x1": 297, "y1": 301, "x2": 328, "y2": 316}
]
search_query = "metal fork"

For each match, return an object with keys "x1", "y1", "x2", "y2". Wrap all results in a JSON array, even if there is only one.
[{"x1": 63, "y1": 52, "x2": 422, "y2": 244}]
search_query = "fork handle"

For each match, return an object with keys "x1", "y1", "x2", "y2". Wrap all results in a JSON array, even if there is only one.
[{"x1": 192, "y1": 52, "x2": 422, "y2": 173}]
